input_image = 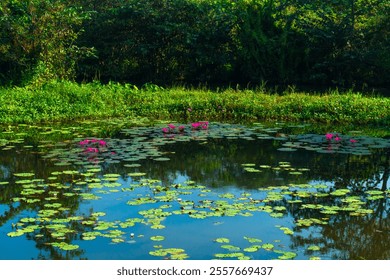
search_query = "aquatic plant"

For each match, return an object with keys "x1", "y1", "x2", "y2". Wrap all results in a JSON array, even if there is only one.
[
  {"x1": 191, "y1": 121, "x2": 209, "y2": 130},
  {"x1": 1, "y1": 120, "x2": 389, "y2": 260}
]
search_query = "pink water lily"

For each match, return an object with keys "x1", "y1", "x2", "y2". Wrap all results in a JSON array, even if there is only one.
[
  {"x1": 349, "y1": 139, "x2": 357, "y2": 143},
  {"x1": 191, "y1": 122, "x2": 201, "y2": 129},
  {"x1": 199, "y1": 121, "x2": 209, "y2": 129},
  {"x1": 178, "y1": 125, "x2": 185, "y2": 132},
  {"x1": 85, "y1": 147, "x2": 99, "y2": 153},
  {"x1": 79, "y1": 139, "x2": 90, "y2": 145},
  {"x1": 162, "y1": 127, "x2": 169, "y2": 133},
  {"x1": 325, "y1": 133, "x2": 333, "y2": 141},
  {"x1": 168, "y1": 124, "x2": 176, "y2": 130},
  {"x1": 334, "y1": 136, "x2": 341, "y2": 142},
  {"x1": 98, "y1": 140, "x2": 107, "y2": 146}
]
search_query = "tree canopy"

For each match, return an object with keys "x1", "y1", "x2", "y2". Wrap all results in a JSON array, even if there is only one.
[{"x1": 1, "y1": 0, "x2": 389, "y2": 88}]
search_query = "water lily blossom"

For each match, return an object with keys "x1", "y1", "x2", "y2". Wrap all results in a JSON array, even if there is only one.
[
  {"x1": 86, "y1": 147, "x2": 99, "y2": 153},
  {"x1": 334, "y1": 136, "x2": 341, "y2": 142},
  {"x1": 178, "y1": 125, "x2": 185, "y2": 132},
  {"x1": 98, "y1": 140, "x2": 107, "y2": 146},
  {"x1": 325, "y1": 133, "x2": 333, "y2": 141},
  {"x1": 79, "y1": 139, "x2": 91, "y2": 145},
  {"x1": 191, "y1": 122, "x2": 201, "y2": 129},
  {"x1": 199, "y1": 121, "x2": 209, "y2": 129},
  {"x1": 349, "y1": 139, "x2": 357, "y2": 143},
  {"x1": 162, "y1": 127, "x2": 169, "y2": 133},
  {"x1": 168, "y1": 124, "x2": 176, "y2": 130}
]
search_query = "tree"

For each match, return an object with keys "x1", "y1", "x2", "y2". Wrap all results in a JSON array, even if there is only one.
[{"x1": 0, "y1": 0, "x2": 92, "y2": 86}]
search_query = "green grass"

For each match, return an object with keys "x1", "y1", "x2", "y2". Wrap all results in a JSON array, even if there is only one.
[{"x1": 0, "y1": 81, "x2": 389, "y2": 126}]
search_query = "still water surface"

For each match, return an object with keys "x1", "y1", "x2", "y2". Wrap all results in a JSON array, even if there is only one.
[{"x1": 0, "y1": 122, "x2": 389, "y2": 260}]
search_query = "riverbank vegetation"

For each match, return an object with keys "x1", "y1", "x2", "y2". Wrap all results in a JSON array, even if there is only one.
[
  {"x1": 0, "y1": 1, "x2": 389, "y2": 128},
  {"x1": 0, "y1": 81, "x2": 389, "y2": 126}
]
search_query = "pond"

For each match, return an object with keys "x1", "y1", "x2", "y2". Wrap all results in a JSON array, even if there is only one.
[{"x1": 0, "y1": 120, "x2": 389, "y2": 260}]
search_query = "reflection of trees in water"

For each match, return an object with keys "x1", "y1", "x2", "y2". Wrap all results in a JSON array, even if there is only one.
[
  {"x1": 28, "y1": 223, "x2": 87, "y2": 260},
  {"x1": 1, "y1": 135, "x2": 389, "y2": 259},
  {"x1": 137, "y1": 138, "x2": 389, "y2": 191},
  {"x1": 0, "y1": 150, "x2": 89, "y2": 259},
  {"x1": 139, "y1": 138, "x2": 313, "y2": 188},
  {"x1": 290, "y1": 200, "x2": 390, "y2": 259},
  {"x1": 287, "y1": 150, "x2": 389, "y2": 260},
  {"x1": 134, "y1": 139, "x2": 390, "y2": 259}
]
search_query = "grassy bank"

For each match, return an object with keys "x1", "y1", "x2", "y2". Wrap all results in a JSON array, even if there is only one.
[{"x1": 0, "y1": 81, "x2": 389, "y2": 126}]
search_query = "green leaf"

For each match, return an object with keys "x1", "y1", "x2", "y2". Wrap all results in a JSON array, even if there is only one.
[
  {"x1": 150, "y1": 235, "x2": 165, "y2": 241},
  {"x1": 214, "y1": 238, "x2": 230, "y2": 243}
]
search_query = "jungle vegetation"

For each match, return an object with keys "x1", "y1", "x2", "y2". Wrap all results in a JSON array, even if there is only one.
[{"x1": 0, "y1": 0, "x2": 389, "y2": 88}]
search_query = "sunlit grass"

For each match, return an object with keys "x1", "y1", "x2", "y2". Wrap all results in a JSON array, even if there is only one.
[{"x1": 0, "y1": 81, "x2": 388, "y2": 126}]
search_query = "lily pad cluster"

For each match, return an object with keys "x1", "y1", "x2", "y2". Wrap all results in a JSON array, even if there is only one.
[
  {"x1": 213, "y1": 236, "x2": 298, "y2": 260},
  {"x1": 286, "y1": 133, "x2": 390, "y2": 155},
  {"x1": 1, "y1": 121, "x2": 389, "y2": 260},
  {"x1": 243, "y1": 161, "x2": 310, "y2": 175}
]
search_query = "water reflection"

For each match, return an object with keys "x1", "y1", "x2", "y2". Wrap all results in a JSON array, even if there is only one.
[{"x1": 0, "y1": 128, "x2": 389, "y2": 260}]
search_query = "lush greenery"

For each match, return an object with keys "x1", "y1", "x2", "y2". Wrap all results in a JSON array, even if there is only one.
[
  {"x1": 0, "y1": 81, "x2": 388, "y2": 127},
  {"x1": 1, "y1": 0, "x2": 389, "y2": 87}
]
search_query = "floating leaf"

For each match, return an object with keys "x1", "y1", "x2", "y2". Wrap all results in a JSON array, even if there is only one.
[
  {"x1": 111, "y1": 238, "x2": 125, "y2": 243},
  {"x1": 13, "y1": 173, "x2": 35, "y2": 177},
  {"x1": 214, "y1": 238, "x2": 230, "y2": 243},
  {"x1": 221, "y1": 245, "x2": 240, "y2": 251},
  {"x1": 91, "y1": 212, "x2": 106, "y2": 217},
  {"x1": 307, "y1": 245, "x2": 321, "y2": 251},
  {"x1": 241, "y1": 163, "x2": 256, "y2": 167},
  {"x1": 262, "y1": 243, "x2": 274, "y2": 250},
  {"x1": 276, "y1": 251, "x2": 297, "y2": 260},
  {"x1": 150, "y1": 235, "x2": 165, "y2": 241},
  {"x1": 244, "y1": 236, "x2": 262, "y2": 243},
  {"x1": 7, "y1": 230, "x2": 25, "y2": 237},
  {"x1": 51, "y1": 242, "x2": 79, "y2": 251},
  {"x1": 279, "y1": 227, "x2": 294, "y2": 235},
  {"x1": 128, "y1": 172, "x2": 147, "y2": 177},
  {"x1": 243, "y1": 245, "x2": 261, "y2": 252},
  {"x1": 153, "y1": 157, "x2": 170, "y2": 161},
  {"x1": 277, "y1": 147, "x2": 297, "y2": 152}
]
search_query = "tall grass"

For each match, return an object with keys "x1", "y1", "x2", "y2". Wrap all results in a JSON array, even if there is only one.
[{"x1": 0, "y1": 81, "x2": 388, "y2": 126}]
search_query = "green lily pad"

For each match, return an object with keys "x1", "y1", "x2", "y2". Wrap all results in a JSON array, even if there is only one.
[
  {"x1": 111, "y1": 238, "x2": 125, "y2": 243},
  {"x1": 128, "y1": 172, "x2": 147, "y2": 177},
  {"x1": 262, "y1": 243, "x2": 275, "y2": 250},
  {"x1": 279, "y1": 227, "x2": 294, "y2": 235},
  {"x1": 307, "y1": 245, "x2": 321, "y2": 251},
  {"x1": 91, "y1": 212, "x2": 106, "y2": 217},
  {"x1": 276, "y1": 251, "x2": 297, "y2": 260},
  {"x1": 277, "y1": 147, "x2": 297, "y2": 152},
  {"x1": 244, "y1": 236, "x2": 262, "y2": 243},
  {"x1": 51, "y1": 242, "x2": 79, "y2": 251},
  {"x1": 221, "y1": 245, "x2": 240, "y2": 251},
  {"x1": 13, "y1": 173, "x2": 35, "y2": 177},
  {"x1": 153, "y1": 157, "x2": 171, "y2": 161},
  {"x1": 214, "y1": 238, "x2": 230, "y2": 243},
  {"x1": 7, "y1": 230, "x2": 25, "y2": 237},
  {"x1": 150, "y1": 235, "x2": 165, "y2": 241},
  {"x1": 243, "y1": 245, "x2": 261, "y2": 252}
]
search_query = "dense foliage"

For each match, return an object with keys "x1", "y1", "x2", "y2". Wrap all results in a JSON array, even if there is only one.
[
  {"x1": 0, "y1": 81, "x2": 389, "y2": 127},
  {"x1": 1, "y1": 0, "x2": 389, "y2": 87}
]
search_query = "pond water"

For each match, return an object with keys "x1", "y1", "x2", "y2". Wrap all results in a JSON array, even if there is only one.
[{"x1": 0, "y1": 121, "x2": 389, "y2": 260}]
